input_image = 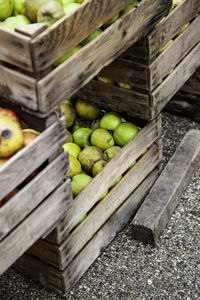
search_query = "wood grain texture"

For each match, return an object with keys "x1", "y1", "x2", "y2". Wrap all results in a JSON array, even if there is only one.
[
  {"x1": 31, "y1": 0, "x2": 133, "y2": 71},
  {"x1": 0, "y1": 179, "x2": 72, "y2": 276},
  {"x1": 151, "y1": 42, "x2": 200, "y2": 115},
  {"x1": 29, "y1": 143, "x2": 162, "y2": 269},
  {"x1": 14, "y1": 166, "x2": 161, "y2": 295},
  {"x1": 132, "y1": 130, "x2": 200, "y2": 244},
  {"x1": 98, "y1": 59, "x2": 149, "y2": 91},
  {"x1": 58, "y1": 143, "x2": 162, "y2": 270},
  {"x1": 129, "y1": 0, "x2": 200, "y2": 63},
  {"x1": 15, "y1": 23, "x2": 47, "y2": 38},
  {"x1": 0, "y1": 65, "x2": 38, "y2": 110},
  {"x1": 149, "y1": 14, "x2": 200, "y2": 91},
  {"x1": 37, "y1": 0, "x2": 171, "y2": 113},
  {"x1": 0, "y1": 152, "x2": 69, "y2": 242},
  {"x1": 0, "y1": 117, "x2": 67, "y2": 200},
  {"x1": 53, "y1": 116, "x2": 161, "y2": 245},
  {"x1": 0, "y1": 27, "x2": 32, "y2": 71}
]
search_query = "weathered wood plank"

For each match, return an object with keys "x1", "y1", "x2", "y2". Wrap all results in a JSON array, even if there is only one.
[
  {"x1": 166, "y1": 94, "x2": 200, "y2": 122},
  {"x1": 0, "y1": 179, "x2": 72, "y2": 276},
  {"x1": 0, "y1": 27, "x2": 32, "y2": 71},
  {"x1": 132, "y1": 130, "x2": 200, "y2": 244},
  {"x1": 0, "y1": 152, "x2": 69, "y2": 242},
  {"x1": 0, "y1": 65, "x2": 38, "y2": 111},
  {"x1": 14, "y1": 166, "x2": 161, "y2": 295},
  {"x1": 62, "y1": 165, "x2": 162, "y2": 295},
  {"x1": 54, "y1": 116, "x2": 161, "y2": 244},
  {"x1": 76, "y1": 78, "x2": 150, "y2": 105},
  {"x1": 0, "y1": 117, "x2": 67, "y2": 200},
  {"x1": 31, "y1": 0, "x2": 133, "y2": 71},
  {"x1": 59, "y1": 143, "x2": 162, "y2": 270},
  {"x1": 37, "y1": 0, "x2": 171, "y2": 113},
  {"x1": 98, "y1": 59, "x2": 149, "y2": 91},
  {"x1": 15, "y1": 23, "x2": 47, "y2": 38},
  {"x1": 149, "y1": 14, "x2": 200, "y2": 91},
  {"x1": 30, "y1": 143, "x2": 162, "y2": 269},
  {"x1": 129, "y1": 0, "x2": 200, "y2": 63},
  {"x1": 151, "y1": 42, "x2": 200, "y2": 115}
]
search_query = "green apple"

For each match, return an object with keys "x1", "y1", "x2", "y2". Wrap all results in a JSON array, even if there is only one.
[
  {"x1": 60, "y1": 101, "x2": 76, "y2": 128},
  {"x1": 67, "y1": 154, "x2": 81, "y2": 178},
  {"x1": 75, "y1": 99, "x2": 101, "y2": 121},
  {"x1": 81, "y1": 28, "x2": 103, "y2": 47},
  {"x1": 72, "y1": 127, "x2": 93, "y2": 149},
  {"x1": 62, "y1": 0, "x2": 75, "y2": 5},
  {"x1": 0, "y1": 0, "x2": 14, "y2": 21},
  {"x1": 91, "y1": 128, "x2": 114, "y2": 151},
  {"x1": 25, "y1": 0, "x2": 62, "y2": 23},
  {"x1": 63, "y1": 2, "x2": 80, "y2": 15},
  {"x1": 13, "y1": 0, "x2": 25, "y2": 15},
  {"x1": 100, "y1": 111, "x2": 121, "y2": 131},
  {"x1": 62, "y1": 142, "x2": 81, "y2": 158},
  {"x1": 78, "y1": 146, "x2": 104, "y2": 174},
  {"x1": 0, "y1": 15, "x2": 31, "y2": 31},
  {"x1": 113, "y1": 122, "x2": 139, "y2": 147},
  {"x1": 71, "y1": 173, "x2": 92, "y2": 197},
  {"x1": 104, "y1": 146, "x2": 121, "y2": 161},
  {"x1": 92, "y1": 159, "x2": 107, "y2": 177},
  {"x1": 110, "y1": 175, "x2": 122, "y2": 189},
  {"x1": 37, "y1": 0, "x2": 64, "y2": 27},
  {"x1": 54, "y1": 45, "x2": 81, "y2": 67}
]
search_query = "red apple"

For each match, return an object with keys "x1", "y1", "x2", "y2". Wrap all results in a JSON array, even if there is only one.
[
  {"x1": 22, "y1": 130, "x2": 39, "y2": 147},
  {"x1": 0, "y1": 108, "x2": 21, "y2": 124}
]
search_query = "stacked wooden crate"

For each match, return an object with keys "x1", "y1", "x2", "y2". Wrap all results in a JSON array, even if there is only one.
[
  {"x1": 0, "y1": 0, "x2": 172, "y2": 296},
  {"x1": 76, "y1": 0, "x2": 200, "y2": 120},
  {"x1": 166, "y1": 67, "x2": 200, "y2": 121}
]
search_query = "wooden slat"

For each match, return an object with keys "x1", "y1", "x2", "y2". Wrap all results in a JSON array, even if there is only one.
[
  {"x1": 129, "y1": 0, "x2": 200, "y2": 63},
  {"x1": 31, "y1": 0, "x2": 133, "y2": 72},
  {"x1": 98, "y1": 59, "x2": 149, "y2": 91},
  {"x1": 0, "y1": 28, "x2": 32, "y2": 71},
  {"x1": 0, "y1": 117, "x2": 67, "y2": 200},
  {"x1": 132, "y1": 130, "x2": 200, "y2": 244},
  {"x1": 58, "y1": 144, "x2": 162, "y2": 270},
  {"x1": 15, "y1": 23, "x2": 47, "y2": 38},
  {"x1": 0, "y1": 179, "x2": 72, "y2": 276},
  {"x1": 0, "y1": 65, "x2": 38, "y2": 111},
  {"x1": 54, "y1": 117, "x2": 161, "y2": 244},
  {"x1": 37, "y1": 0, "x2": 172, "y2": 113},
  {"x1": 76, "y1": 78, "x2": 150, "y2": 106},
  {"x1": 180, "y1": 70, "x2": 200, "y2": 95},
  {"x1": 14, "y1": 166, "x2": 161, "y2": 295},
  {"x1": 149, "y1": 14, "x2": 200, "y2": 91},
  {"x1": 151, "y1": 42, "x2": 200, "y2": 116},
  {"x1": 0, "y1": 152, "x2": 69, "y2": 242},
  {"x1": 27, "y1": 143, "x2": 162, "y2": 269}
]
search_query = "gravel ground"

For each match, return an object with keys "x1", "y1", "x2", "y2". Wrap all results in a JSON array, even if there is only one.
[{"x1": 0, "y1": 111, "x2": 199, "y2": 300}]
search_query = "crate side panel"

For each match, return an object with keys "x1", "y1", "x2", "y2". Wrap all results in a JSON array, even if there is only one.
[
  {"x1": 37, "y1": 0, "x2": 172, "y2": 113},
  {"x1": 149, "y1": 14, "x2": 200, "y2": 91},
  {"x1": 31, "y1": 0, "x2": 133, "y2": 71},
  {"x1": 0, "y1": 118, "x2": 66, "y2": 200},
  {"x1": 0, "y1": 152, "x2": 69, "y2": 242},
  {"x1": 152, "y1": 42, "x2": 200, "y2": 116},
  {"x1": 0, "y1": 29, "x2": 33, "y2": 71},
  {"x1": 0, "y1": 180, "x2": 72, "y2": 276},
  {"x1": 0, "y1": 65, "x2": 38, "y2": 110}
]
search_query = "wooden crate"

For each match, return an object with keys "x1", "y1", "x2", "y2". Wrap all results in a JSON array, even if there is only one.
[
  {"x1": 77, "y1": 0, "x2": 200, "y2": 120},
  {"x1": 14, "y1": 114, "x2": 163, "y2": 295},
  {"x1": 0, "y1": 0, "x2": 172, "y2": 116},
  {"x1": 166, "y1": 68, "x2": 200, "y2": 121},
  {"x1": 0, "y1": 105, "x2": 72, "y2": 275}
]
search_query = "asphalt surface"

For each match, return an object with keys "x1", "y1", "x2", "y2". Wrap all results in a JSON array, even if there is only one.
[{"x1": 0, "y1": 111, "x2": 199, "y2": 299}]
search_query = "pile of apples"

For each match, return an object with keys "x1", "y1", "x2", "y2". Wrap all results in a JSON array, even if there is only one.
[
  {"x1": 61, "y1": 99, "x2": 143, "y2": 198},
  {"x1": 61, "y1": 98, "x2": 145, "y2": 227},
  {"x1": 0, "y1": 108, "x2": 40, "y2": 206}
]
